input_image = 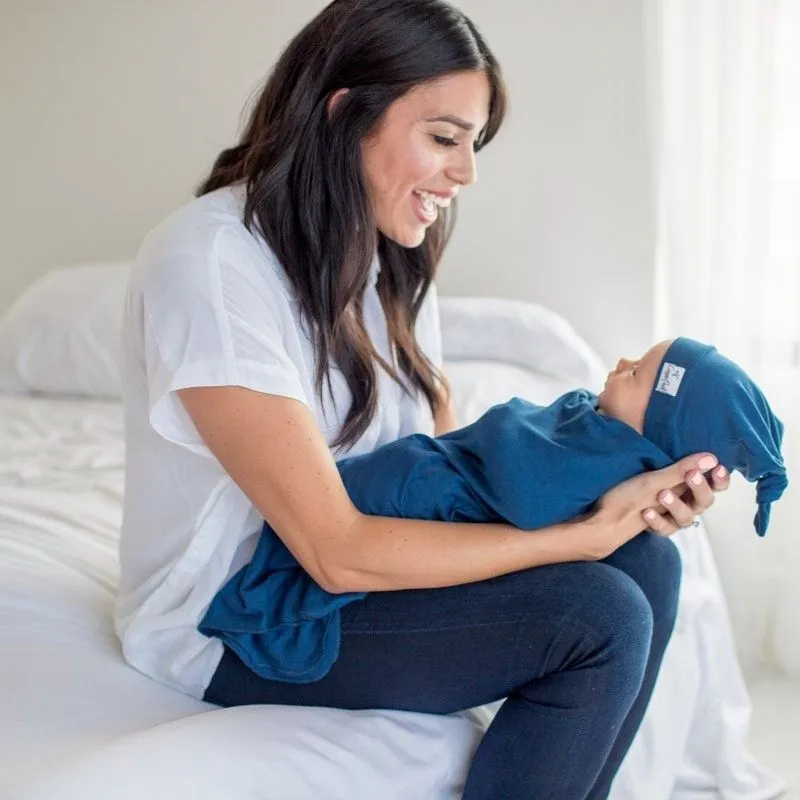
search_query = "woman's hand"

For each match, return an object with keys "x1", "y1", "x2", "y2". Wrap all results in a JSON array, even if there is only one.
[
  {"x1": 583, "y1": 453, "x2": 731, "y2": 559},
  {"x1": 641, "y1": 456, "x2": 730, "y2": 537}
]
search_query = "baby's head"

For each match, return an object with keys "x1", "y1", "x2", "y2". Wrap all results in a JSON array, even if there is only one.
[
  {"x1": 597, "y1": 338, "x2": 674, "y2": 434},
  {"x1": 598, "y1": 337, "x2": 788, "y2": 537}
]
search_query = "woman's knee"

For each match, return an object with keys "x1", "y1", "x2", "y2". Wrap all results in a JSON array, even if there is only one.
[
  {"x1": 529, "y1": 562, "x2": 655, "y2": 684},
  {"x1": 505, "y1": 559, "x2": 655, "y2": 649},
  {"x1": 582, "y1": 563, "x2": 655, "y2": 653},
  {"x1": 603, "y1": 532, "x2": 682, "y2": 632},
  {"x1": 516, "y1": 563, "x2": 654, "y2": 708}
]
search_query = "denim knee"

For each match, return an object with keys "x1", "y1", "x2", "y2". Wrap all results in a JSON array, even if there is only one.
[
  {"x1": 642, "y1": 534, "x2": 682, "y2": 629},
  {"x1": 531, "y1": 562, "x2": 653, "y2": 700},
  {"x1": 587, "y1": 564, "x2": 654, "y2": 646},
  {"x1": 603, "y1": 532, "x2": 683, "y2": 640}
]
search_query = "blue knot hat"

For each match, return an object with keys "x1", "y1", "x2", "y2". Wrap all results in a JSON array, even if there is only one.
[{"x1": 643, "y1": 337, "x2": 788, "y2": 536}]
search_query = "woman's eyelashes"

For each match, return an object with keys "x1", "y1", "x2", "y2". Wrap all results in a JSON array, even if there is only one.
[{"x1": 430, "y1": 133, "x2": 481, "y2": 152}]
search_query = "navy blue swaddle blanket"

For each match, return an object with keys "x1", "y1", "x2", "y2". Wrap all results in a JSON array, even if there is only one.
[{"x1": 199, "y1": 390, "x2": 680, "y2": 683}]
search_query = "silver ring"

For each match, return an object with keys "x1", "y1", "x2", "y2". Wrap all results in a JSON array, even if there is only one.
[{"x1": 692, "y1": 520, "x2": 701, "y2": 528}]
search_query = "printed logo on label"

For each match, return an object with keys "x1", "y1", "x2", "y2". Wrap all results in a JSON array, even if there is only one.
[{"x1": 655, "y1": 362, "x2": 685, "y2": 397}]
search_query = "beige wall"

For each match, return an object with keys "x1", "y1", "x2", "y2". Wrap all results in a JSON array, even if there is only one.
[{"x1": 0, "y1": 0, "x2": 655, "y2": 366}]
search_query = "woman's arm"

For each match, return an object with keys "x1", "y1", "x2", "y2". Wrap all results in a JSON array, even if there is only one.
[
  {"x1": 178, "y1": 385, "x2": 725, "y2": 595},
  {"x1": 177, "y1": 385, "x2": 590, "y2": 593},
  {"x1": 344, "y1": 453, "x2": 726, "y2": 591}
]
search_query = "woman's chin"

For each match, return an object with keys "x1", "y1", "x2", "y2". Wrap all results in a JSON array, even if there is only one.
[
  {"x1": 376, "y1": 215, "x2": 429, "y2": 248},
  {"x1": 382, "y1": 227, "x2": 427, "y2": 249}
]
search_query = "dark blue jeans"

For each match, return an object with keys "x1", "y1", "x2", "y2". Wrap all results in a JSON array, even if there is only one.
[{"x1": 204, "y1": 532, "x2": 682, "y2": 799}]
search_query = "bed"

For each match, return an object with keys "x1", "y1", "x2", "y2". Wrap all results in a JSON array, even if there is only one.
[{"x1": 0, "y1": 264, "x2": 787, "y2": 799}]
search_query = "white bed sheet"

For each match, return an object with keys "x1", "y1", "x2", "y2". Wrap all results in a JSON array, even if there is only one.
[
  {"x1": 0, "y1": 394, "x2": 496, "y2": 799},
  {"x1": 0, "y1": 374, "x2": 788, "y2": 800},
  {"x1": 0, "y1": 397, "x2": 208, "y2": 782}
]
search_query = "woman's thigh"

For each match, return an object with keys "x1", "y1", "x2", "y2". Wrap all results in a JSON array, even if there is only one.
[{"x1": 204, "y1": 534, "x2": 671, "y2": 712}]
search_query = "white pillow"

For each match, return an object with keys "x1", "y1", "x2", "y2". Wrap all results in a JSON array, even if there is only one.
[
  {"x1": 0, "y1": 262, "x2": 131, "y2": 398},
  {"x1": 0, "y1": 267, "x2": 608, "y2": 402},
  {"x1": 439, "y1": 295, "x2": 609, "y2": 391},
  {"x1": 447, "y1": 359, "x2": 580, "y2": 426}
]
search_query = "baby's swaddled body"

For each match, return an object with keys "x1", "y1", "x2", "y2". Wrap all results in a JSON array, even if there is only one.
[{"x1": 340, "y1": 391, "x2": 668, "y2": 529}]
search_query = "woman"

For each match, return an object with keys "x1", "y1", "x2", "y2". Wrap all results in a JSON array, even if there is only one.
[{"x1": 116, "y1": 1, "x2": 730, "y2": 797}]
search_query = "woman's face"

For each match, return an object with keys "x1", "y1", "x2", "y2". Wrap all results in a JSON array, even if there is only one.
[{"x1": 360, "y1": 70, "x2": 492, "y2": 248}]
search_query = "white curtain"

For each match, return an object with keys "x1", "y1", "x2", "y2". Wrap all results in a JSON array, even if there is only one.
[{"x1": 646, "y1": 0, "x2": 800, "y2": 679}]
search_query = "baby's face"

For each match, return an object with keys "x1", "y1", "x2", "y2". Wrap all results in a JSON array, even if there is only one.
[{"x1": 597, "y1": 339, "x2": 674, "y2": 432}]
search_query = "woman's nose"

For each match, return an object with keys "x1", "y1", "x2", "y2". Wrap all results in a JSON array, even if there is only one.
[{"x1": 447, "y1": 147, "x2": 478, "y2": 187}]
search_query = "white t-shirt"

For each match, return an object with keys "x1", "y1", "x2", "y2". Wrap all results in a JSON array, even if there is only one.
[{"x1": 115, "y1": 184, "x2": 443, "y2": 699}]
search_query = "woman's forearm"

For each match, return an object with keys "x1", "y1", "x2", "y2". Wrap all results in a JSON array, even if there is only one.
[
  {"x1": 329, "y1": 512, "x2": 600, "y2": 593},
  {"x1": 327, "y1": 449, "x2": 724, "y2": 594}
]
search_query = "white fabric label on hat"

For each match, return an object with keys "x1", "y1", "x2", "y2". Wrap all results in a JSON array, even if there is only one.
[{"x1": 655, "y1": 362, "x2": 685, "y2": 397}]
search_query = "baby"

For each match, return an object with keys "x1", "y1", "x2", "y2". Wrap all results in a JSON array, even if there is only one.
[
  {"x1": 200, "y1": 336, "x2": 788, "y2": 682},
  {"x1": 331, "y1": 336, "x2": 787, "y2": 536}
]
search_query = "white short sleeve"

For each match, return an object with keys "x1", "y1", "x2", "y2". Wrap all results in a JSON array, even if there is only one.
[{"x1": 138, "y1": 242, "x2": 308, "y2": 456}]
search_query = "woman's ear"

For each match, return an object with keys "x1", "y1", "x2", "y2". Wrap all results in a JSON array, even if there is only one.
[{"x1": 326, "y1": 88, "x2": 350, "y2": 119}]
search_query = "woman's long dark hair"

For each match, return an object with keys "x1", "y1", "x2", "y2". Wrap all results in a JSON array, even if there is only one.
[{"x1": 197, "y1": 0, "x2": 507, "y2": 451}]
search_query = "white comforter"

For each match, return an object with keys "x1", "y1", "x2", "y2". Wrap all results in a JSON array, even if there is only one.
[{"x1": 0, "y1": 296, "x2": 787, "y2": 799}]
